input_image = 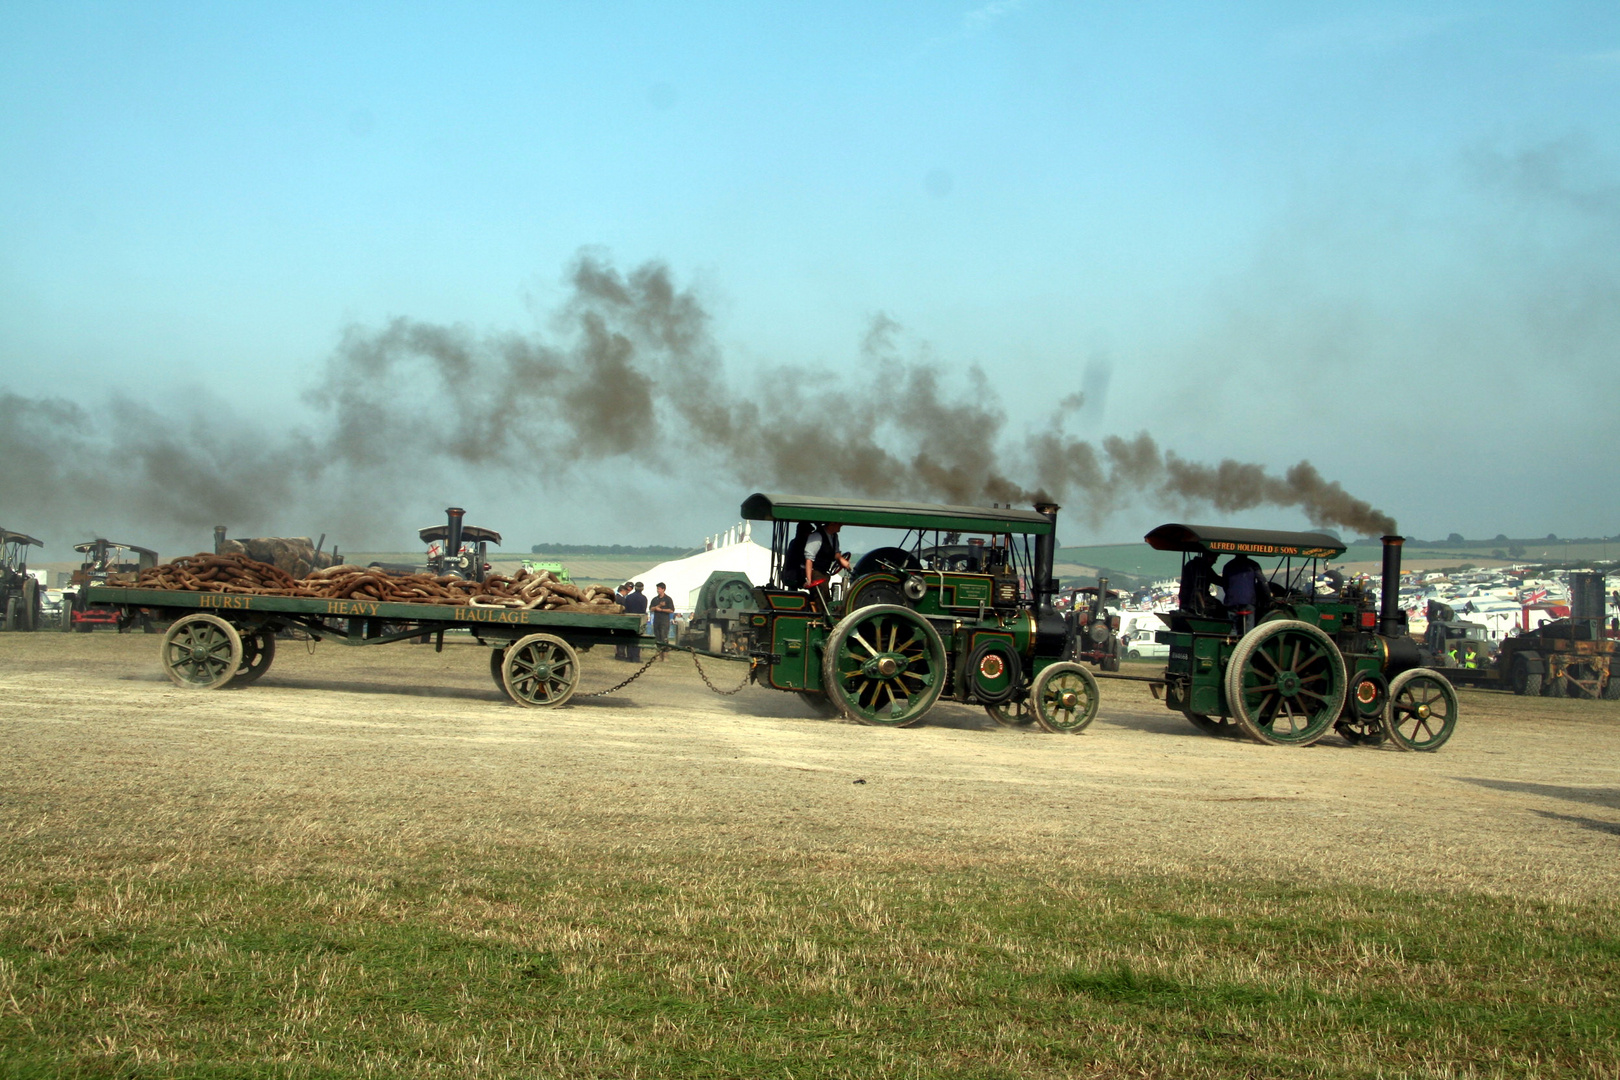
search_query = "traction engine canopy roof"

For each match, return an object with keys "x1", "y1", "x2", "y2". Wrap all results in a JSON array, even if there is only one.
[
  {"x1": 1144, "y1": 523, "x2": 1345, "y2": 559},
  {"x1": 74, "y1": 539, "x2": 158, "y2": 558},
  {"x1": 418, "y1": 525, "x2": 502, "y2": 546},
  {"x1": 1, "y1": 529, "x2": 44, "y2": 547},
  {"x1": 741, "y1": 493, "x2": 1054, "y2": 536}
]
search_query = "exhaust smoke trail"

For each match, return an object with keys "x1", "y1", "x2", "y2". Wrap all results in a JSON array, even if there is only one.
[{"x1": 0, "y1": 252, "x2": 1397, "y2": 550}]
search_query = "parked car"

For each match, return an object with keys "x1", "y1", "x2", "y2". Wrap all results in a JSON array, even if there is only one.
[{"x1": 1122, "y1": 628, "x2": 1169, "y2": 660}]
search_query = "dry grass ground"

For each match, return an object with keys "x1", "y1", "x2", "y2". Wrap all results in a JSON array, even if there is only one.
[{"x1": 2, "y1": 632, "x2": 1618, "y2": 1077}]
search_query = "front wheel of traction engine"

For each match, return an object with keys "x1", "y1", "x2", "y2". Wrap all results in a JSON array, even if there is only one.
[
  {"x1": 1223, "y1": 619, "x2": 1347, "y2": 746},
  {"x1": 1334, "y1": 670, "x2": 1389, "y2": 746},
  {"x1": 1030, "y1": 661, "x2": 1101, "y2": 734},
  {"x1": 161, "y1": 614, "x2": 244, "y2": 690},
  {"x1": 821, "y1": 604, "x2": 946, "y2": 727},
  {"x1": 1383, "y1": 668, "x2": 1458, "y2": 751},
  {"x1": 502, "y1": 633, "x2": 581, "y2": 708}
]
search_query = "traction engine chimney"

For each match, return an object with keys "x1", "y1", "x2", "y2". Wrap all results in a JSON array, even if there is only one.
[
  {"x1": 1378, "y1": 534, "x2": 1405, "y2": 638},
  {"x1": 1033, "y1": 502, "x2": 1059, "y2": 611},
  {"x1": 446, "y1": 507, "x2": 466, "y2": 576}
]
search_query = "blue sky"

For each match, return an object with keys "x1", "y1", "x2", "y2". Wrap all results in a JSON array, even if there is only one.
[{"x1": 3, "y1": 3, "x2": 1617, "y2": 556}]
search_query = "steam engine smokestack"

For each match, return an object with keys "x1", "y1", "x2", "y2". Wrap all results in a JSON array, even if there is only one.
[
  {"x1": 446, "y1": 507, "x2": 465, "y2": 574},
  {"x1": 1378, "y1": 535, "x2": 1404, "y2": 638},
  {"x1": 1033, "y1": 501, "x2": 1059, "y2": 611},
  {"x1": 213, "y1": 525, "x2": 227, "y2": 554}
]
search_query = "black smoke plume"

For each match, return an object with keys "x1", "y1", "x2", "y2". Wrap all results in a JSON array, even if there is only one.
[{"x1": 0, "y1": 253, "x2": 1396, "y2": 551}]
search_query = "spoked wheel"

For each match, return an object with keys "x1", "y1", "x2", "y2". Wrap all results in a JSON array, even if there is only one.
[
  {"x1": 501, "y1": 633, "x2": 581, "y2": 707},
  {"x1": 1223, "y1": 620, "x2": 1347, "y2": 746},
  {"x1": 1185, "y1": 712, "x2": 1242, "y2": 737},
  {"x1": 229, "y1": 630, "x2": 277, "y2": 686},
  {"x1": 2, "y1": 597, "x2": 17, "y2": 632},
  {"x1": 821, "y1": 604, "x2": 946, "y2": 727},
  {"x1": 1334, "y1": 671, "x2": 1389, "y2": 746},
  {"x1": 985, "y1": 698, "x2": 1035, "y2": 727},
  {"x1": 1383, "y1": 668, "x2": 1458, "y2": 752},
  {"x1": 1030, "y1": 661, "x2": 1101, "y2": 734},
  {"x1": 161, "y1": 614, "x2": 244, "y2": 690}
]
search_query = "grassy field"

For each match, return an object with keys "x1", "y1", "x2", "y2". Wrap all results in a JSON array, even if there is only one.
[{"x1": 4, "y1": 840, "x2": 1617, "y2": 1077}]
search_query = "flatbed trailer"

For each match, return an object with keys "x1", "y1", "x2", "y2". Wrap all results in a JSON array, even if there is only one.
[{"x1": 84, "y1": 585, "x2": 649, "y2": 707}]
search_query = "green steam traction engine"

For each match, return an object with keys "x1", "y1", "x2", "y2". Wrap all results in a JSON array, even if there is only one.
[
  {"x1": 1149, "y1": 525, "x2": 1457, "y2": 751},
  {"x1": 740, "y1": 494, "x2": 1098, "y2": 732}
]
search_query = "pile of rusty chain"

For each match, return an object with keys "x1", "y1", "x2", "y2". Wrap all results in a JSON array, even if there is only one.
[{"x1": 135, "y1": 553, "x2": 623, "y2": 613}]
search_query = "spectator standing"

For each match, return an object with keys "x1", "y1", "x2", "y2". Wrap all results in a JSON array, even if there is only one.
[
  {"x1": 614, "y1": 582, "x2": 633, "y2": 660},
  {"x1": 622, "y1": 582, "x2": 649, "y2": 662},
  {"x1": 649, "y1": 582, "x2": 676, "y2": 655}
]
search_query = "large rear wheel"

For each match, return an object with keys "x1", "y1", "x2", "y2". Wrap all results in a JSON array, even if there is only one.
[
  {"x1": 1185, "y1": 712, "x2": 1242, "y2": 737},
  {"x1": 821, "y1": 604, "x2": 946, "y2": 727},
  {"x1": 20, "y1": 579, "x2": 38, "y2": 632},
  {"x1": 502, "y1": 633, "x2": 581, "y2": 708},
  {"x1": 161, "y1": 614, "x2": 244, "y2": 690},
  {"x1": 1223, "y1": 620, "x2": 1346, "y2": 746},
  {"x1": 1384, "y1": 668, "x2": 1458, "y2": 751},
  {"x1": 985, "y1": 698, "x2": 1034, "y2": 727},
  {"x1": 2, "y1": 596, "x2": 16, "y2": 632}
]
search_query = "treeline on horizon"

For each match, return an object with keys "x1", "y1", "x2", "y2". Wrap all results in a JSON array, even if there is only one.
[{"x1": 529, "y1": 543, "x2": 692, "y2": 558}]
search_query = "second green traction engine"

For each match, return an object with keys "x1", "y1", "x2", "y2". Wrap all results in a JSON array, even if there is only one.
[{"x1": 739, "y1": 494, "x2": 1097, "y2": 732}]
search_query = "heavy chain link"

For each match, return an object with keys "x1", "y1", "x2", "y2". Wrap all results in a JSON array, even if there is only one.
[
  {"x1": 579, "y1": 649, "x2": 665, "y2": 697},
  {"x1": 579, "y1": 645, "x2": 754, "y2": 698},
  {"x1": 687, "y1": 648, "x2": 754, "y2": 695}
]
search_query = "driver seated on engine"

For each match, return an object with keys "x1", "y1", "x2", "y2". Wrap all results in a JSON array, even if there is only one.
[{"x1": 802, "y1": 522, "x2": 852, "y2": 609}]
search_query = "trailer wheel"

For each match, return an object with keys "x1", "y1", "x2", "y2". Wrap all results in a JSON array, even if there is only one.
[
  {"x1": 1543, "y1": 673, "x2": 1567, "y2": 698},
  {"x1": 1185, "y1": 711, "x2": 1242, "y2": 737},
  {"x1": 161, "y1": 614, "x2": 244, "y2": 690},
  {"x1": 1030, "y1": 662, "x2": 1101, "y2": 734},
  {"x1": 1223, "y1": 619, "x2": 1346, "y2": 746},
  {"x1": 502, "y1": 633, "x2": 580, "y2": 708},
  {"x1": 229, "y1": 631, "x2": 276, "y2": 686},
  {"x1": 821, "y1": 604, "x2": 945, "y2": 727},
  {"x1": 488, "y1": 645, "x2": 508, "y2": 690},
  {"x1": 1510, "y1": 656, "x2": 1542, "y2": 697},
  {"x1": 1604, "y1": 673, "x2": 1620, "y2": 700},
  {"x1": 1383, "y1": 669, "x2": 1458, "y2": 752},
  {"x1": 1564, "y1": 662, "x2": 1603, "y2": 699},
  {"x1": 985, "y1": 698, "x2": 1034, "y2": 727}
]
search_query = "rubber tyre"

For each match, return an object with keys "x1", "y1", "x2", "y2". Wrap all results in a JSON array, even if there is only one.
[
  {"x1": 821, "y1": 604, "x2": 946, "y2": 727},
  {"x1": 229, "y1": 631, "x2": 276, "y2": 686},
  {"x1": 161, "y1": 614, "x2": 244, "y2": 690},
  {"x1": 1127, "y1": 649, "x2": 1141, "y2": 660},
  {"x1": 1030, "y1": 661, "x2": 1101, "y2": 734},
  {"x1": 1223, "y1": 619, "x2": 1347, "y2": 746},
  {"x1": 1383, "y1": 668, "x2": 1458, "y2": 752},
  {"x1": 1543, "y1": 674, "x2": 1567, "y2": 698},
  {"x1": 1604, "y1": 674, "x2": 1620, "y2": 701},
  {"x1": 1510, "y1": 656, "x2": 1542, "y2": 697},
  {"x1": 21, "y1": 579, "x2": 38, "y2": 632},
  {"x1": 502, "y1": 633, "x2": 581, "y2": 707}
]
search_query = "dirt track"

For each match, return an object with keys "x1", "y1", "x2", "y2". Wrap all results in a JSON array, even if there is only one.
[{"x1": 3, "y1": 632, "x2": 1618, "y2": 898}]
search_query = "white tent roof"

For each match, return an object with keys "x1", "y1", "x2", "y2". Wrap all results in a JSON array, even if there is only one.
[{"x1": 630, "y1": 540, "x2": 774, "y2": 613}]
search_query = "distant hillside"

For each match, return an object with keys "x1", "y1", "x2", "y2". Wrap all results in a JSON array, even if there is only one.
[{"x1": 529, "y1": 543, "x2": 693, "y2": 558}]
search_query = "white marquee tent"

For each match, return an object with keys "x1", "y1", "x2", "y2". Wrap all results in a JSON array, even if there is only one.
[{"x1": 628, "y1": 523, "x2": 774, "y2": 616}]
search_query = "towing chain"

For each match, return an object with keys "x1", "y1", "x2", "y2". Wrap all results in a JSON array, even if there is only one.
[
  {"x1": 579, "y1": 650, "x2": 665, "y2": 697},
  {"x1": 686, "y1": 648, "x2": 754, "y2": 695},
  {"x1": 580, "y1": 646, "x2": 754, "y2": 698}
]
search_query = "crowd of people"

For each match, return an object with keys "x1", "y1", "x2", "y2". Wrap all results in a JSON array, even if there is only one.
[{"x1": 612, "y1": 580, "x2": 677, "y2": 662}]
